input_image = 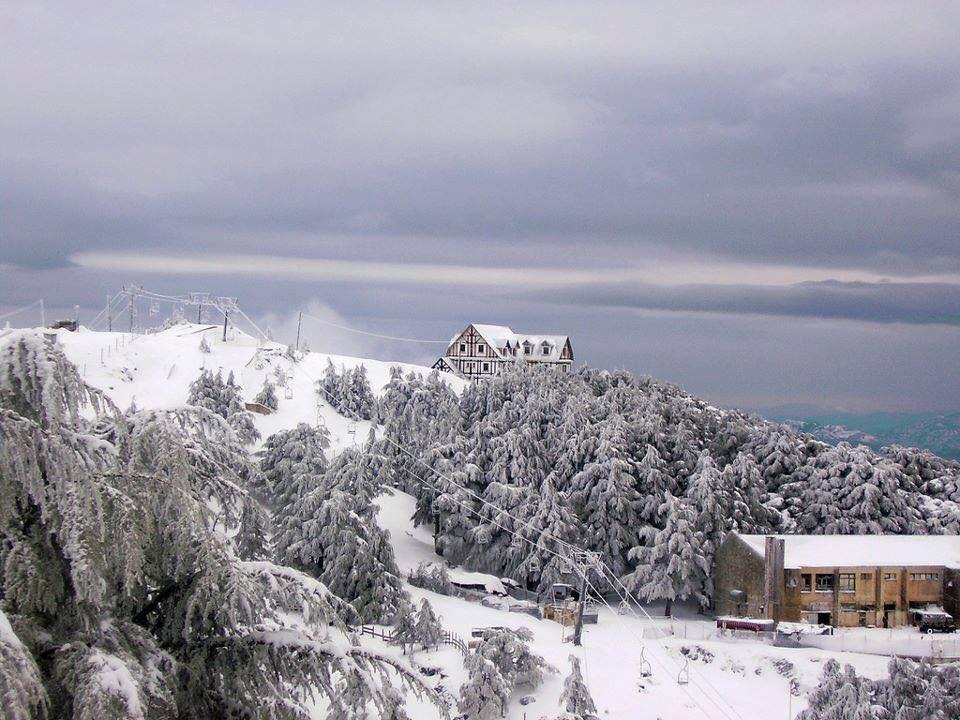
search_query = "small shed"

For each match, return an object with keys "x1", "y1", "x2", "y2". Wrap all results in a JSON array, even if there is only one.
[{"x1": 244, "y1": 401, "x2": 273, "y2": 416}]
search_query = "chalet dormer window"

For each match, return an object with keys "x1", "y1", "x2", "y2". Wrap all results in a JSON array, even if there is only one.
[
  {"x1": 523, "y1": 341, "x2": 533, "y2": 355},
  {"x1": 541, "y1": 342, "x2": 552, "y2": 355}
]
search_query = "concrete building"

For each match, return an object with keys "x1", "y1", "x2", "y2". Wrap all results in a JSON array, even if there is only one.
[{"x1": 714, "y1": 533, "x2": 960, "y2": 628}]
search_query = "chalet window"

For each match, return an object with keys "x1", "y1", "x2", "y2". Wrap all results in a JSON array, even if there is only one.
[
  {"x1": 838, "y1": 573, "x2": 856, "y2": 592},
  {"x1": 523, "y1": 343, "x2": 533, "y2": 355},
  {"x1": 541, "y1": 342, "x2": 551, "y2": 355},
  {"x1": 884, "y1": 572, "x2": 897, "y2": 581},
  {"x1": 477, "y1": 343, "x2": 485, "y2": 354},
  {"x1": 482, "y1": 362, "x2": 490, "y2": 373},
  {"x1": 459, "y1": 343, "x2": 466, "y2": 353},
  {"x1": 800, "y1": 573, "x2": 812, "y2": 592},
  {"x1": 815, "y1": 574, "x2": 834, "y2": 592}
]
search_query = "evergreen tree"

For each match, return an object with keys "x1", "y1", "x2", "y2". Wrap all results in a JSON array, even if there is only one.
[
  {"x1": 635, "y1": 443, "x2": 675, "y2": 526},
  {"x1": 253, "y1": 378, "x2": 279, "y2": 411},
  {"x1": 321, "y1": 358, "x2": 340, "y2": 406},
  {"x1": 391, "y1": 603, "x2": 418, "y2": 655},
  {"x1": 0, "y1": 332, "x2": 434, "y2": 719},
  {"x1": 457, "y1": 654, "x2": 510, "y2": 720},
  {"x1": 198, "y1": 335, "x2": 211, "y2": 353},
  {"x1": 569, "y1": 418, "x2": 642, "y2": 577},
  {"x1": 559, "y1": 654, "x2": 598, "y2": 720},
  {"x1": 259, "y1": 422, "x2": 330, "y2": 510},
  {"x1": 513, "y1": 474, "x2": 581, "y2": 593},
  {"x1": 414, "y1": 599, "x2": 445, "y2": 651},
  {"x1": 625, "y1": 493, "x2": 709, "y2": 615},
  {"x1": 186, "y1": 368, "x2": 259, "y2": 445}
]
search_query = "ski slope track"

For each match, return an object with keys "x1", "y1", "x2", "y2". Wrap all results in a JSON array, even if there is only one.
[{"x1": 39, "y1": 324, "x2": 903, "y2": 719}]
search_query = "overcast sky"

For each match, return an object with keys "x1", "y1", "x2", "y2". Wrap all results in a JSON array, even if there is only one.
[{"x1": 2, "y1": 2, "x2": 959, "y2": 413}]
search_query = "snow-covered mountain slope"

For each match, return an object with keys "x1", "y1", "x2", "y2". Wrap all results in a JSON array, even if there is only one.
[{"x1": 51, "y1": 323, "x2": 461, "y2": 454}]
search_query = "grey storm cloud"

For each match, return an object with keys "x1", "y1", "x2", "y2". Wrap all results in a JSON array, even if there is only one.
[
  {"x1": 565, "y1": 280, "x2": 960, "y2": 326},
  {"x1": 2, "y1": 1, "x2": 959, "y2": 412}
]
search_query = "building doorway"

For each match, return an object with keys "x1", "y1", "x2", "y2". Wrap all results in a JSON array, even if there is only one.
[
  {"x1": 817, "y1": 612, "x2": 831, "y2": 626},
  {"x1": 883, "y1": 603, "x2": 896, "y2": 628}
]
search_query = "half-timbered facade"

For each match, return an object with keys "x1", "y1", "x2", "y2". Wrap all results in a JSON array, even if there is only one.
[{"x1": 433, "y1": 324, "x2": 573, "y2": 380}]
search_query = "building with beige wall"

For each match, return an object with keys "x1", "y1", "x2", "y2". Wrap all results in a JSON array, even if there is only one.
[{"x1": 714, "y1": 533, "x2": 960, "y2": 628}]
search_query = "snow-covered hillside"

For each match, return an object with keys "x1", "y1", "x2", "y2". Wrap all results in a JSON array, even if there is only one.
[
  {"x1": 25, "y1": 323, "x2": 929, "y2": 720},
  {"x1": 52, "y1": 322, "x2": 462, "y2": 454}
]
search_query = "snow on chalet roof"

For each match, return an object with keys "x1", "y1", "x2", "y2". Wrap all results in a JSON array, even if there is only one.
[
  {"x1": 452, "y1": 324, "x2": 570, "y2": 362},
  {"x1": 736, "y1": 533, "x2": 960, "y2": 570}
]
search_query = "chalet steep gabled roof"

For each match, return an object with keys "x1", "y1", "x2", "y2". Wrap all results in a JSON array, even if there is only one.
[
  {"x1": 451, "y1": 324, "x2": 571, "y2": 362},
  {"x1": 733, "y1": 532, "x2": 960, "y2": 570}
]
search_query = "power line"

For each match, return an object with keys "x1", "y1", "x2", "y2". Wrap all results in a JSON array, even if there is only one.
[
  {"x1": 0, "y1": 298, "x2": 45, "y2": 323},
  {"x1": 299, "y1": 311, "x2": 450, "y2": 345},
  {"x1": 109, "y1": 282, "x2": 745, "y2": 720}
]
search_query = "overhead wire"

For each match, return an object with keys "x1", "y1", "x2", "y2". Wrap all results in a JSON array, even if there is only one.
[
  {"x1": 299, "y1": 311, "x2": 450, "y2": 345},
  {"x1": 0, "y1": 298, "x2": 45, "y2": 323},
  {"x1": 117, "y1": 284, "x2": 744, "y2": 720}
]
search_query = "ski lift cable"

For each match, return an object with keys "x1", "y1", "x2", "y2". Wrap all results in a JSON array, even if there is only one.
[
  {"x1": 0, "y1": 298, "x2": 44, "y2": 323},
  {"x1": 228, "y1": 303, "x2": 734, "y2": 720},
  {"x1": 299, "y1": 311, "x2": 450, "y2": 345},
  {"x1": 390, "y1": 460, "x2": 729, "y2": 720},
  {"x1": 577, "y1": 570, "x2": 729, "y2": 720},
  {"x1": 591, "y1": 562, "x2": 747, "y2": 720}
]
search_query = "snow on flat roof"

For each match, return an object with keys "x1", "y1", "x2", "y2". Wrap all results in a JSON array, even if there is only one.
[{"x1": 736, "y1": 533, "x2": 960, "y2": 569}]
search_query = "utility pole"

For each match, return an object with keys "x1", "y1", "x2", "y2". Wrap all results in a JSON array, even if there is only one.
[
  {"x1": 216, "y1": 297, "x2": 238, "y2": 344},
  {"x1": 128, "y1": 286, "x2": 135, "y2": 333},
  {"x1": 295, "y1": 311, "x2": 303, "y2": 350},
  {"x1": 106, "y1": 293, "x2": 112, "y2": 332}
]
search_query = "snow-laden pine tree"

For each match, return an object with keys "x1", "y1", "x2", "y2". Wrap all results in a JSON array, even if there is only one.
[
  {"x1": 719, "y1": 452, "x2": 773, "y2": 533},
  {"x1": 320, "y1": 358, "x2": 341, "y2": 407},
  {"x1": 0, "y1": 608, "x2": 46, "y2": 720},
  {"x1": 186, "y1": 367, "x2": 260, "y2": 445},
  {"x1": 0, "y1": 332, "x2": 438, "y2": 719},
  {"x1": 457, "y1": 653, "x2": 510, "y2": 720},
  {"x1": 198, "y1": 335, "x2": 211, "y2": 353},
  {"x1": 683, "y1": 449, "x2": 726, "y2": 601},
  {"x1": 635, "y1": 443, "x2": 676, "y2": 526},
  {"x1": 414, "y1": 599, "x2": 444, "y2": 651},
  {"x1": 512, "y1": 474, "x2": 581, "y2": 593},
  {"x1": 625, "y1": 492, "x2": 710, "y2": 615},
  {"x1": 259, "y1": 422, "x2": 330, "y2": 510},
  {"x1": 391, "y1": 604, "x2": 418, "y2": 655},
  {"x1": 798, "y1": 444, "x2": 924, "y2": 534},
  {"x1": 558, "y1": 654, "x2": 598, "y2": 720},
  {"x1": 274, "y1": 448, "x2": 405, "y2": 624},
  {"x1": 345, "y1": 364, "x2": 375, "y2": 420},
  {"x1": 569, "y1": 418, "x2": 642, "y2": 577},
  {"x1": 253, "y1": 378, "x2": 279, "y2": 411}
]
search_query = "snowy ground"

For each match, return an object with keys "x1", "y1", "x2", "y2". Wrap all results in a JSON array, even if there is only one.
[
  {"x1": 376, "y1": 489, "x2": 895, "y2": 720},
  {"x1": 50, "y1": 323, "x2": 461, "y2": 455},
  {"x1": 38, "y1": 324, "x2": 918, "y2": 719}
]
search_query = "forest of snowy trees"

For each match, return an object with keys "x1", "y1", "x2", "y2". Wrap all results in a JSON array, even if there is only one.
[
  {"x1": 0, "y1": 334, "x2": 439, "y2": 719},
  {"x1": 800, "y1": 658, "x2": 959, "y2": 719},
  {"x1": 371, "y1": 363, "x2": 960, "y2": 609}
]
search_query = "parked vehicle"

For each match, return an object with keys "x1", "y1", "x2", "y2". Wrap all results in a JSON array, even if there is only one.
[{"x1": 916, "y1": 610, "x2": 956, "y2": 634}]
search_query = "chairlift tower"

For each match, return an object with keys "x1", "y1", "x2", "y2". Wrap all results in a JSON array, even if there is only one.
[
  {"x1": 571, "y1": 550, "x2": 602, "y2": 646},
  {"x1": 215, "y1": 297, "x2": 239, "y2": 342}
]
